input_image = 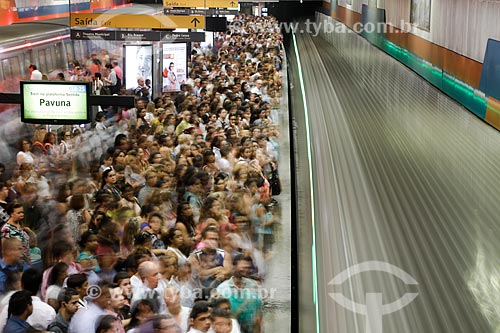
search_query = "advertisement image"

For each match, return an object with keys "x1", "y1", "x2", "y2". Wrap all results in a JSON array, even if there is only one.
[
  {"x1": 410, "y1": 0, "x2": 431, "y2": 31},
  {"x1": 124, "y1": 45, "x2": 153, "y2": 89},
  {"x1": 162, "y1": 43, "x2": 187, "y2": 92}
]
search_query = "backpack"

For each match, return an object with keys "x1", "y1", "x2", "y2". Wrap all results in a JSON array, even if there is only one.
[{"x1": 47, "y1": 320, "x2": 67, "y2": 333}]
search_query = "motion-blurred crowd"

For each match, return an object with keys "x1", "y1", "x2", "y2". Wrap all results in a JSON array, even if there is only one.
[{"x1": 0, "y1": 14, "x2": 285, "y2": 333}]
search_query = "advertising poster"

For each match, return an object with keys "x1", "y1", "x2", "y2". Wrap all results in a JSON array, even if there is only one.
[
  {"x1": 410, "y1": 0, "x2": 431, "y2": 31},
  {"x1": 200, "y1": 31, "x2": 214, "y2": 52},
  {"x1": 162, "y1": 43, "x2": 187, "y2": 92},
  {"x1": 124, "y1": 45, "x2": 153, "y2": 89}
]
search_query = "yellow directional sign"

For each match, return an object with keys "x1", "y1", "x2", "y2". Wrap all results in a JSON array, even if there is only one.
[
  {"x1": 206, "y1": 0, "x2": 238, "y2": 8},
  {"x1": 70, "y1": 13, "x2": 205, "y2": 29},
  {"x1": 163, "y1": 0, "x2": 204, "y2": 7}
]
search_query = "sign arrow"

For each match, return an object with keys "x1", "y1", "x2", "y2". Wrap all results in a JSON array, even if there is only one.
[
  {"x1": 230, "y1": 1, "x2": 235, "y2": 6},
  {"x1": 191, "y1": 17, "x2": 200, "y2": 27}
]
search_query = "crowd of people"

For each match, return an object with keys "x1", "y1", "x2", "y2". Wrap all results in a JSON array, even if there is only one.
[{"x1": 0, "y1": 14, "x2": 285, "y2": 333}]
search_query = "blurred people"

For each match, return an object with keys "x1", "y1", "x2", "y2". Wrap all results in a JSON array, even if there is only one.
[
  {"x1": 46, "y1": 287, "x2": 79, "y2": 333},
  {"x1": 68, "y1": 281, "x2": 112, "y2": 333},
  {"x1": 187, "y1": 301, "x2": 211, "y2": 333},
  {"x1": 29, "y1": 64, "x2": 42, "y2": 80},
  {"x1": 216, "y1": 255, "x2": 262, "y2": 333}
]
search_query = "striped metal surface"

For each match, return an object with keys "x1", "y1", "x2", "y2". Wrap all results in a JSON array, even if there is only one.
[{"x1": 292, "y1": 20, "x2": 500, "y2": 333}]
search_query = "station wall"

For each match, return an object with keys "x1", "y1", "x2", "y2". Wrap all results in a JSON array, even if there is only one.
[{"x1": 320, "y1": 1, "x2": 500, "y2": 132}]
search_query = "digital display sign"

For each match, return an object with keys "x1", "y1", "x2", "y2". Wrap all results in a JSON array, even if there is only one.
[{"x1": 21, "y1": 81, "x2": 91, "y2": 124}]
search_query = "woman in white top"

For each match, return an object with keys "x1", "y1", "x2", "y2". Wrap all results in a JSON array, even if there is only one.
[
  {"x1": 166, "y1": 228, "x2": 188, "y2": 267},
  {"x1": 93, "y1": 72, "x2": 104, "y2": 95},
  {"x1": 95, "y1": 111, "x2": 107, "y2": 135},
  {"x1": 45, "y1": 262, "x2": 69, "y2": 310},
  {"x1": 16, "y1": 139, "x2": 35, "y2": 166},
  {"x1": 69, "y1": 66, "x2": 85, "y2": 81}
]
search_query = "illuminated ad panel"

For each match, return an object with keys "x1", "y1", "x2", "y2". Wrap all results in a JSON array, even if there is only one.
[
  {"x1": 162, "y1": 43, "x2": 187, "y2": 92},
  {"x1": 124, "y1": 45, "x2": 153, "y2": 89}
]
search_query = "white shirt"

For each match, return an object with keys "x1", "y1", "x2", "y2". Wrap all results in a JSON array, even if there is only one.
[
  {"x1": 93, "y1": 78, "x2": 104, "y2": 95},
  {"x1": 131, "y1": 278, "x2": 167, "y2": 313},
  {"x1": 30, "y1": 70, "x2": 43, "y2": 80},
  {"x1": 165, "y1": 306, "x2": 190, "y2": 332},
  {"x1": 250, "y1": 86, "x2": 262, "y2": 95},
  {"x1": 28, "y1": 296, "x2": 57, "y2": 330},
  {"x1": 144, "y1": 112, "x2": 155, "y2": 124},
  {"x1": 68, "y1": 301, "x2": 106, "y2": 333},
  {"x1": 16, "y1": 151, "x2": 35, "y2": 166},
  {"x1": 95, "y1": 122, "x2": 107, "y2": 135},
  {"x1": 167, "y1": 247, "x2": 188, "y2": 267},
  {"x1": 0, "y1": 295, "x2": 56, "y2": 331},
  {"x1": 216, "y1": 157, "x2": 232, "y2": 175},
  {"x1": 187, "y1": 328, "x2": 206, "y2": 333},
  {"x1": 45, "y1": 284, "x2": 62, "y2": 302}
]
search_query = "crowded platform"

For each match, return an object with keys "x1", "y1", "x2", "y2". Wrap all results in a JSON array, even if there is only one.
[{"x1": 0, "y1": 14, "x2": 286, "y2": 333}]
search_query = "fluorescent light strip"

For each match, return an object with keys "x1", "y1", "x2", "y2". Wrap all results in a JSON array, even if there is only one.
[
  {"x1": 0, "y1": 34, "x2": 69, "y2": 54},
  {"x1": 292, "y1": 29, "x2": 320, "y2": 333}
]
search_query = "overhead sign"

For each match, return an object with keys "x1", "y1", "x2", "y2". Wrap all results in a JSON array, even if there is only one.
[
  {"x1": 70, "y1": 30, "x2": 116, "y2": 40},
  {"x1": 206, "y1": 0, "x2": 238, "y2": 8},
  {"x1": 207, "y1": 8, "x2": 238, "y2": 15},
  {"x1": 70, "y1": 13, "x2": 205, "y2": 29},
  {"x1": 163, "y1": 0, "x2": 238, "y2": 9},
  {"x1": 190, "y1": 8, "x2": 208, "y2": 15},
  {"x1": 117, "y1": 31, "x2": 162, "y2": 41},
  {"x1": 71, "y1": 30, "x2": 205, "y2": 42},
  {"x1": 163, "y1": 0, "x2": 204, "y2": 7},
  {"x1": 164, "y1": 8, "x2": 212, "y2": 15},
  {"x1": 164, "y1": 8, "x2": 190, "y2": 15},
  {"x1": 162, "y1": 32, "x2": 205, "y2": 42}
]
